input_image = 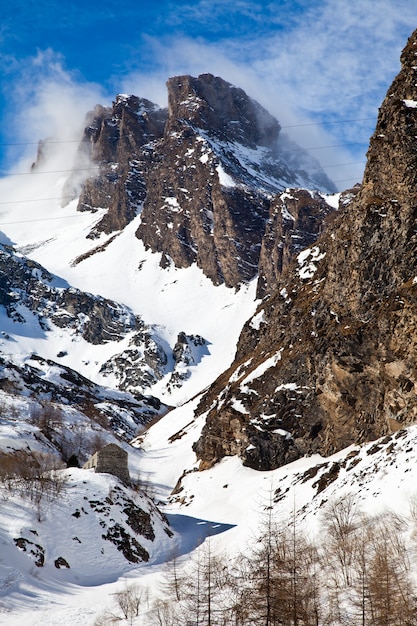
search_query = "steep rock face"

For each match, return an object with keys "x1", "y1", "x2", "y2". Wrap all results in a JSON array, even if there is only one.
[
  {"x1": 165, "y1": 73, "x2": 280, "y2": 149},
  {"x1": 62, "y1": 95, "x2": 167, "y2": 236},
  {"x1": 137, "y1": 73, "x2": 335, "y2": 287},
  {"x1": 257, "y1": 188, "x2": 337, "y2": 298},
  {"x1": 194, "y1": 28, "x2": 417, "y2": 470},
  {"x1": 136, "y1": 117, "x2": 271, "y2": 286},
  {"x1": 62, "y1": 74, "x2": 335, "y2": 289}
]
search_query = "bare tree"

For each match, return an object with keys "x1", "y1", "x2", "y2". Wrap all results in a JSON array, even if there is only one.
[
  {"x1": 0, "y1": 449, "x2": 67, "y2": 514},
  {"x1": 88, "y1": 431, "x2": 108, "y2": 456},
  {"x1": 322, "y1": 493, "x2": 361, "y2": 588},
  {"x1": 114, "y1": 583, "x2": 144, "y2": 625},
  {"x1": 148, "y1": 598, "x2": 179, "y2": 626},
  {"x1": 365, "y1": 514, "x2": 416, "y2": 626},
  {"x1": 323, "y1": 509, "x2": 417, "y2": 626},
  {"x1": 29, "y1": 401, "x2": 64, "y2": 440},
  {"x1": 162, "y1": 549, "x2": 186, "y2": 603},
  {"x1": 182, "y1": 537, "x2": 228, "y2": 626}
]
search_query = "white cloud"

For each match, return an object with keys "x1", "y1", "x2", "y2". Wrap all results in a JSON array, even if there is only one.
[{"x1": 2, "y1": 49, "x2": 108, "y2": 174}]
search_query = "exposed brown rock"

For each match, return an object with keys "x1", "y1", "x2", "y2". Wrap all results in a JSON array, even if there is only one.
[
  {"x1": 136, "y1": 74, "x2": 279, "y2": 287},
  {"x1": 257, "y1": 188, "x2": 336, "y2": 298},
  {"x1": 62, "y1": 95, "x2": 167, "y2": 236},
  {"x1": 62, "y1": 73, "x2": 335, "y2": 288},
  {"x1": 194, "y1": 28, "x2": 417, "y2": 471},
  {"x1": 165, "y1": 73, "x2": 280, "y2": 149},
  {"x1": 136, "y1": 132, "x2": 271, "y2": 286},
  {"x1": 136, "y1": 74, "x2": 336, "y2": 288}
]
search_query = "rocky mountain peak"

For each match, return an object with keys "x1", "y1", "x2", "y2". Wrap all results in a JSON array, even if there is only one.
[
  {"x1": 61, "y1": 95, "x2": 167, "y2": 235},
  {"x1": 82, "y1": 95, "x2": 167, "y2": 164},
  {"x1": 166, "y1": 73, "x2": 280, "y2": 149},
  {"x1": 136, "y1": 74, "x2": 334, "y2": 287},
  {"x1": 59, "y1": 72, "x2": 335, "y2": 287}
]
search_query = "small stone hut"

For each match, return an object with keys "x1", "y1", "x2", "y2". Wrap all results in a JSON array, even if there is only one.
[{"x1": 83, "y1": 443, "x2": 130, "y2": 484}]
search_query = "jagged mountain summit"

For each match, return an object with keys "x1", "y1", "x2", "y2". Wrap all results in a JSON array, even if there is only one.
[
  {"x1": 194, "y1": 28, "x2": 417, "y2": 471},
  {"x1": 63, "y1": 73, "x2": 336, "y2": 288}
]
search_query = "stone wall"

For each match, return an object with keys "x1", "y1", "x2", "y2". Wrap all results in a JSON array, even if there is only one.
[{"x1": 83, "y1": 444, "x2": 130, "y2": 484}]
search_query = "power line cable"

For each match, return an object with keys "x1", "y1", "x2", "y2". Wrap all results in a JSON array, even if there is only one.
[
  {"x1": 0, "y1": 165, "x2": 366, "y2": 205},
  {"x1": 283, "y1": 141, "x2": 369, "y2": 152},
  {"x1": 0, "y1": 171, "x2": 368, "y2": 225},
  {"x1": 0, "y1": 160, "x2": 366, "y2": 178},
  {"x1": 0, "y1": 139, "x2": 81, "y2": 147},
  {"x1": 281, "y1": 117, "x2": 375, "y2": 128},
  {"x1": 0, "y1": 214, "x2": 85, "y2": 226},
  {"x1": 0, "y1": 174, "x2": 365, "y2": 214},
  {"x1": 0, "y1": 196, "x2": 74, "y2": 206},
  {"x1": 319, "y1": 160, "x2": 365, "y2": 169},
  {"x1": 0, "y1": 167, "x2": 98, "y2": 177},
  {"x1": 1, "y1": 139, "x2": 370, "y2": 154},
  {"x1": 0, "y1": 115, "x2": 376, "y2": 149}
]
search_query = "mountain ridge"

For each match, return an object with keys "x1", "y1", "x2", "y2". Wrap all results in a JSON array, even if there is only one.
[{"x1": 58, "y1": 72, "x2": 336, "y2": 289}]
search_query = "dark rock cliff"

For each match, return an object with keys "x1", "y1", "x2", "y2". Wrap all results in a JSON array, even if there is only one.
[
  {"x1": 193, "y1": 28, "x2": 417, "y2": 470},
  {"x1": 62, "y1": 95, "x2": 167, "y2": 236},
  {"x1": 136, "y1": 73, "x2": 335, "y2": 287},
  {"x1": 257, "y1": 188, "x2": 338, "y2": 298}
]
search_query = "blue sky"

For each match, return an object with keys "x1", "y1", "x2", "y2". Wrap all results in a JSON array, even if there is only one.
[{"x1": 1, "y1": 0, "x2": 417, "y2": 189}]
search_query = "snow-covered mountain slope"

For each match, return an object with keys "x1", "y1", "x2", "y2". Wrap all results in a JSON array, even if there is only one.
[
  {"x1": 0, "y1": 73, "x2": 338, "y2": 411},
  {"x1": 0, "y1": 468, "x2": 173, "y2": 581},
  {"x1": 0, "y1": 185, "x2": 259, "y2": 408},
  {"x1": 3, "y1": 388, "x2": 417, "y2": 625},
  {"x1": 139, "y1": 396, "x2": 417, "y2": 542}
]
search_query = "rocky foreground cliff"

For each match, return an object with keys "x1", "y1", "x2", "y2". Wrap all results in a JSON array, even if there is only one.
[{"x1": 193, "y1": 28, "x2": 417, "y2": 470}]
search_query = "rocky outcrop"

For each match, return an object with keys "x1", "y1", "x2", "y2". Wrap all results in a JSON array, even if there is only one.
[
  {"x1": 135, "y1": 73, "x2": 277, "y2": 287},
  {"x1": 0, "y1": 353, "x2": 164, "y2": 439},
  {"x1": 0, "y1": 242, "x2": 214, "y2": 407},
  {"x1": 0, "y1": 244, "x2": 181, "y2": 407},
  {"x1": 0, "y1": 244, "x2": 139, "y2": 344},
  {"x1": 257, "y1": 188, "x2": 337, "y2": 298},
  {"x1": 168, "y1": 332, "x2": 208, "y2": 392},
  {"x1": 194, "y1": 28, "x2": 417, "y2": 471},
  {"x1": 165, "y1": 73, "x2": 280, "y2": 149},
  {"x1": 136, "y1": 74, "x2": 335, "y2": 288},
  {"x1": 12, "y1": 474, "x2": 174, "y2": 573}
]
